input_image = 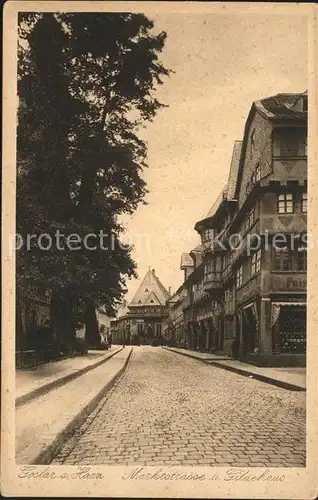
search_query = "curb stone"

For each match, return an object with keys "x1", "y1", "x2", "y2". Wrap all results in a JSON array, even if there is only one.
[
  {"x1": 33, "y1": 347, "x2": 133, "y2": 465},
  {"x1": 164, "y1": 347, "x2": 305, "y2": 392},
  {"x1": 16, "y1": 347, "x2": 124, "y2": 408}
]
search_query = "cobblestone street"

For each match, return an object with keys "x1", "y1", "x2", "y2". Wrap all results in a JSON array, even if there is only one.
[{"x1": 52, "y1": 347, "x2": 306, "y2": 467}]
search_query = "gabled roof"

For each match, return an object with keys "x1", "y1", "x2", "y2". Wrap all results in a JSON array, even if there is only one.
[
  {"x1": 130, "y1": 268, "x2": 170, "y2": 307},
  {"x1": 234, "y1": 91, "x2": 307, "y2": 200},
  {"x1": 255, "y1": 92, "x2": 308, "y2": 120}
]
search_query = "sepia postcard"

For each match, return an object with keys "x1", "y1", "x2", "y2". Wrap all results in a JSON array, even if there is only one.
[{"x1": 1, "y1": 1, "x2": 318, "y2": 498}]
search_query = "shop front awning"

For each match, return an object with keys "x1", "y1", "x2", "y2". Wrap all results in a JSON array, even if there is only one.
[
  {"x1": 271, "y1": 302, "x2": 306, "y2": 326},
  {"x1": 272, "y1": 302, "x2": 306, "y2": 307}
]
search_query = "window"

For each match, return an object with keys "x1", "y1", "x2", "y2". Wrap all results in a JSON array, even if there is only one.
[
  {"x1": 225, "y1": 289, "x2": 232, "y2": 301},
  {"x1": 156, "y1": 323, "x2": 162, "y2": 337},
  {"x1": 255, "y1": 164, "x2": 261, "y2": 182},
  {"x1": 205, "y1": 261, "x2": 214, "y2": 275},
  {"x1": 301, "y1": 192, "x2": 307, "y2": 213},
  {"x1": 298, "y1": 250, "x2": 307, "y2": 271},
  {"x1": 251, "y1": 165, "x2": 261, "y2": 186},
  {"x1": 302, "y1": 96, "x2": 308, "y2": 113},
  {"x1": 137, "y1": 323, "x2": 144, "y2": 335},
  {"x1": 236, "y1": 265, "x2": 244, "y2": 288},
  {"x1": 279, "y1": 136, "x2": 300, "y2": 157},
  {"x1": 202, "y1": 229, "x2": 211, "y2": 242},
  {"x1": 274, "y1": 249, "x2": 291, "y2": 271},
  {"x1": 251, "y1": 249, "x2": 261, "y2": 275},
  {"x1": 278, "y1": 193, "x2": 293, "y2": 214},
  {"x1": 245, "y1": 208, "x2": 255, "y2": 231},
  {"x1": 305, "y1": 137, "x2": 308, "y2": 156}
]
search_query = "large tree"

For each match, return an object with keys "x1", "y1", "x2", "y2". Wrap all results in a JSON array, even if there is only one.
[{"x1": 17, "y1": 12, "x2": 170, "y2": 351}]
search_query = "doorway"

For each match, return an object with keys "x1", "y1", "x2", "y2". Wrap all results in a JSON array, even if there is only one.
[{"x1": 242, "y1": 305, "x2": 257, "y2": 358}]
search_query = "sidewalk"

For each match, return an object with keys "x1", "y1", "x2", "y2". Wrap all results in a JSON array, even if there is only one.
[
  {"x1": 16, "y1": 345, "x2": 123, "y2": 407},
  {"x1": 16, "y1": 347, "x2": 133, "y2": 465},
  {"x1": 165, "y1": 347, "x2": 306, "y2": 391}
]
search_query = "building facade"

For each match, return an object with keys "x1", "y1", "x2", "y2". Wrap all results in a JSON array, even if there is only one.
[
  {"x1": 111, "y1": 268, "x2": 170, "y2": 345},
  {"x1": 183, "y1": 92, "x2": 307, "y2": 366},
  {"x1": 166, "y1": 285, "x2": 184, "y2": 347}
]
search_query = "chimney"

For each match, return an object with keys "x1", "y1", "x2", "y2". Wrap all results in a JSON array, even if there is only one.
[
  {"x1": 168, "y1": 286, "x2": 171, "y2": 296},
  {"x1": 152, "y1": 268, "x2": 155, "y2": 275}
]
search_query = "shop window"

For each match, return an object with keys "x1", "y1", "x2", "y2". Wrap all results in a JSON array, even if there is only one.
[
  {"x1": 301, "y1": 192, "x2": 307, "y2": 213},
  {"x1": 298, "y1": 249, "x2": 307, "y2": 271},
  {"x1": 236, "y1": 265, "x2": 244, "y2": 288},
  {"x1": 277, "y1": 193, "x2": 294, "y2": 214},
  {"x1": 279, "y1": 308, "x2": 306, "y2": 354},
  {"x1": 251, "y1": 249, "x2": 261, "y2": 275},
  {"x1": 274, "y1": 249, "x2": 291, "y2": 271}
]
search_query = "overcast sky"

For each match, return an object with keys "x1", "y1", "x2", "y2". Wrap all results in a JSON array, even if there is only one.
[{"x1": 120, "y1": 12, "x2": 308, "y2": 301}]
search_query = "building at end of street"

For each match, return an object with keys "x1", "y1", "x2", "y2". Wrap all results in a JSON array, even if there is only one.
[{"x1": 111, "y1": 268, "x2": 171, "y2": 345}]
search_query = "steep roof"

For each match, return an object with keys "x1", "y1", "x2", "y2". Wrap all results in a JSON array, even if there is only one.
[
  {"x1": 226, "y1": 141, "x2": 242, "y2": 199},
  {"x1": 130, "y1": 268, "x2": 170, "y2": 307},
  {"x1": 205, "y1": 188, "x2": 226, "y2": 219},
  {"x1": 234, "y1": 91, "x2": 307, "y2": 200},
  {"x1": 255, "y1": 92, "x2": 307, "y2": 120},
  {"x1": 196, "y1": 141, "x2": 242, "y2": 228}
]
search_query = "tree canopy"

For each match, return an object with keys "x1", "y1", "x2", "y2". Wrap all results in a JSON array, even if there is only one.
[{"x1": 17, "y1": 12, "x2": 170, "y2": 346}]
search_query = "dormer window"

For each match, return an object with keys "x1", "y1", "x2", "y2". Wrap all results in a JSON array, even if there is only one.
[{"x1": 144, "y1": 288, "x2": 149, "y2": 292}]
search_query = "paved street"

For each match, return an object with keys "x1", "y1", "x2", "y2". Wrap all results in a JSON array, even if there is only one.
[{"x1": 52, "y1": 346, "x2": 306, "y2": 467}]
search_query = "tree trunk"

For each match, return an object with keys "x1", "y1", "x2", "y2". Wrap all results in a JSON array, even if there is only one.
[
  {"x1": 50, "y1": 288, "x2": 76, "y2": 357},
  {"x1": 85, "y1": 300, "x2": 101, "y2": 349}
]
